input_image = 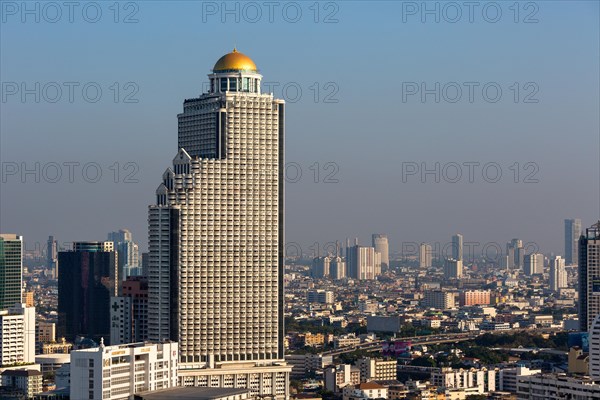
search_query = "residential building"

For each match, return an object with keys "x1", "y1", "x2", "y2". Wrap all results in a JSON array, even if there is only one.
[
  {"x1": 419, "y1": 244, "x2": 432, "y2": 268},
  {"x1": 459, "y1": 290, "x2": 491, "y2": 306},
  {"x1": 342, "y1": 381, "x2": 388, "y2": 400},
  {"x1": 423, "y1": 291, "x2": 455, "y2": 310},
  {"x1": 347, "y1": 245, "x2": 381, "y2": 280},
  {"x1": 549, "y1": 256, "x2": 567, "y2": 292},
  {"x1": 497, "y1": 366, "x2": 540, "y2": 393},
  {"x1": 589, "y1": 312, "x2": 600, "y2": 380},
  {"x1": 524, "y1": 253, "x2": 544, "y2": 276},
  {"x1": 565, "y1": 218, "x2": 582, "y2": 265},
  {"x1": 307, "y1": 289, "x2": 334, "y2": 304},
  {"x1": 372, "y1": 234, "x2": 390, "y2": 269},
  {"x1": 578, "y1": 221, "x2": 600, "y2": 331},
  {"x1": 431, "y1": 367, "x2": 496, "y2": 394},
  {"x1": 517, "y1": 373, "x2": 600, "y2": 399},
  {"x1": 356, "y1": 357, "x2": 397, "y2": 382},
  {"x1": 1, "y1": 369, "x2": 42, "y2": 398},
  {"x1": 110, "y1": 276, "x2": 148, "y2": 345},
  {"x1": 324, "y1": 364, "x2": 360, "y2": 392},
  {"x1": 0, "y1": 303, "x2": 35, "y2": 366},
  {"x1": 37, "y1": 321, "x2": 56, "y2": 343}
]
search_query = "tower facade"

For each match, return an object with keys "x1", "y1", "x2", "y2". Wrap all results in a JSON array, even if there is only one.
[
  {"x1": 565, "y1": 218, "x2": 582, "y2": 265},
  {"x1": 549, "y1": 256, "x2": 567, "y2": 292},
  {"x1": 579, "y1": 221, "x2": 600, "y2": 331},
  {"x1": 148, "y1": 49, "x2": 289, "y2": 398},
  {"x1": 372, "y1": 234, "x2": 389, "y2": 269},
  {"x1": 419, "y1": 243, "x2": 432, "y2": 268},
  {"x1": 0, "y1": 234, "x2": 23, "y2": 310},
  {"x1": 451, "y1": 234, "x2": 463, "y2": 262}
]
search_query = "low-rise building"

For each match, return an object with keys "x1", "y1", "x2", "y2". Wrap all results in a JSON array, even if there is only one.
[
  {"x1": 356, "y1": 357, "x2": 397, "y2": 382},
  {"x1": 1, "y1": 369, "x2": 42, "y2": 398},
  {"x1": 517, "y1": 373, "x2": 600, "y2": 399},
  {"x1": 342, "y1": 381, "x2": 388, "y2": 400}
]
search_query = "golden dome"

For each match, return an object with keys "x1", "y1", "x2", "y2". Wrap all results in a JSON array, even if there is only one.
[{"x1": 213, "y1": 48, "x2": 257, "y2": 72}]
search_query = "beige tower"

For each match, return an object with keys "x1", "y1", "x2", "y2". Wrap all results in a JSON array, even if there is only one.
[{"x1": 148, "y1": 49, "x2": 290, "y2": 398}]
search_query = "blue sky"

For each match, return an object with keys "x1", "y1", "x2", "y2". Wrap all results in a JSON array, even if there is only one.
[{"x1": 1, "y1": 1, "x2": 599, "y2": 256}]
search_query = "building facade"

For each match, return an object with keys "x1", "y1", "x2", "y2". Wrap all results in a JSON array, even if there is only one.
[
  {"x1": 110, "y1": 277, "x2": 148, "y2": 345},
  {"x1": 451, "y1": 234, "x2": 463, "y2": 262},
  {"x1": 347, "y1": 245, "x2": 381, "y2": 280},
  {"x1": 423, "y1": 291, "x2": 455, "y2": 310},
  {"x1": 58, "y1": 242, "x2": 118, "y2": 343},
  {"x1": 147, "y1": 49, "x2": 290, "y2": 398},
  {"x1": 524, "y1": 253, "x2": 544, "y2": 276},
  {"x1": 578, "y1": 221, "x2": 600, "y2": 331},
  {"x1": 0, "y1": 303, "x2": 35, "y2": 366},
  {"x1": 549, "y1": 256, "x2": 567, "y2": 292},
  {"x1": 372, "y1": 234, "x2": 389, "y2": 269},
  {"x1": 419, "y1": 243, "x2": 432, "y2": 268},
  {"x1": 0, "y1": 234, "x2": 23, "y2": 310},
  {"x1": 444, "y1": 258, "x2": 463, "y2": 279},
  {"x1": 70, "y1": 341, "x2": 178, "y2": 400},
  {"x1": 565, "y1": 218, "x2": 582, "y2": 265}
]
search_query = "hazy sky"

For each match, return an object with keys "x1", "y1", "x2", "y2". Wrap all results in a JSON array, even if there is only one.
[{"x1": 1, "y1": 1, "x2": 598, "y2": 257}]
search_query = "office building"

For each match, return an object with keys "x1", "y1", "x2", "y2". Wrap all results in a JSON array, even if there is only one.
[
  {"x1": 451, "y1": 234, "x2": 463, "y2": 261},
  {"x1": 565, "y1": 218, "x2": 582, "y2": 265},
  {"x1": 372, "y1": 234, "x2": 389, "y2": 269},
  {"x1": 0, "y1": 303, "x2": 35, "y2": 366},
  {"x1": 70, "y1": 340, "x2": 178, "y2": 400},
  {"x1": 147, "y1": 49, "x2": 290, "y2": 398},
  {"x1": 524, "y1": 253, "x2": 544, "y2": 276},
  {"x1": 507, "y1": 239, "x2": 524, "y2": 270},
  {"x1": 347, "y1": 244, "x2": 381, "y2": 280},
  {"x1": 549, "y1": 256, "x2": 567, "y2": 292},
  {"x1": 578, "y1": 221, "x2": 600, "y2": 331},
  {"x1": 58, "y1": 242, "x2": 118, "y2": 343},
  {"x1": 419, "y1": 243, "x2": 432, "y2": 268},
  {"x1": 110, "y1": 276, "x2": 148, "y2": 345},
  {"x1": 444, "y1": 258, "x2": 463, "y2": 279},
  {"x1": 0, "y1": 234, "x2": 23, "y2": 310}
]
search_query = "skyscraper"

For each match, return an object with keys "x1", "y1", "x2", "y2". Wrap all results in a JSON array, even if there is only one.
[
  {"x1": 46, "y1": 235, "x2": 58, "y2": 278},
  {"x1": 524, "y1": 253, "x2": 544, "y2": 276},
  {"x1": 58, "y1": 242, "x2": 118, "y2": 343},
  {"x1": 0, "y1": 234, "x2": 23, "y2": 310},
  {"x1": 108, "y1": 229, "x2": 140, "y2": 280},
  {"x1": 444, "y1": 258, "x2": 463, "y2": 279},
  {"x1": 148, "y1": 49, "x2": 290, "y2": 397},
  {"x1": 347, "y1": 245, "x2": 381, "y2": 280},
  {"x1": 565, "y1": 218, "x2": 582, "y2": 265},
  {"x1": 372, "y1": 234, "x2": 389, "y2": 269},
  {"x1": 579, "y1": 221, "x2": 600, "y2": 331},
  {"x1": 549, "y1": 256, "x2": 567, "y2": 292},
  {"x1": 506, "y1": 239, "x2": 524, "y2": 270},
  {"x1": 451, "y1": 234, "x2": 463, "y2": 262},
  {"x1": 419, "y1": 243, "x2": 432, "y2": 268}
]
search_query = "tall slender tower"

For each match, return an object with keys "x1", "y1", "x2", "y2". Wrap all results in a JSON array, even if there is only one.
[
  {"x1": 148, "y1": 49, "x2": 290, "y2": 398},
  {"x1": 451, "y1": 234, "x2": 463, "y2": 262},
  {"x1": 372, "y1": 234, "x2": 389, "y2": 269},
  {"x1": 565, "y1": 218, "x2": 582, "y2": 265},
  {"x1": 579, "y1": 221, "x2": 600, "y2": 331}
]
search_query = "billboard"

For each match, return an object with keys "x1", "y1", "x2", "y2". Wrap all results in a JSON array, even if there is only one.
[
  {"x1": 568, "y1": 332, "x2": 589, "y2": 352},
  {"x1": 382, "y1": 340, "x2": 411, "y2": 357}
]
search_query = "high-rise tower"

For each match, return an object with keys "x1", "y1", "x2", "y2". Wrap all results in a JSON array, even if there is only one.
[
  {"x1": 0, "y1": 234, "x2": 23, "y2": 310},
  {"x1": 372, "y1": 234, "x2": 389, "y2": 269},
  {"x1": 148, "y1": 49, "x2": 290, "y2": 397},
  {"x1": 451, "y1": 234, "x2": 463, "y2": 262},
  {"x1": 565, "y1": 218, "x2": 582, "y2": 265},
  {"x1": 579, "y1": 221, "x2": 600, "y2": 331}
]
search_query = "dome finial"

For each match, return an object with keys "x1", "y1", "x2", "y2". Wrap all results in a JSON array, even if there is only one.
[{"x1": 232, "y1": 47, "x2": 237, "y2": 53}]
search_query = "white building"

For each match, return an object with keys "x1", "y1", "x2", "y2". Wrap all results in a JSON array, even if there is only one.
[
  {"x1": 356, "y1": 357, "x2": 397, "y2": 382},
  {"x1": 431, "y1": 367, "x2": 496, "y2": 394},
  {"x1": 517, "y1": 373, "x2": 600, "y2": 399},
  {"x1": 0, "y1": 303, "x2": 35, "y2": 366},
  {"x1": 497, "y1": 366, "x2": 541, "y2": 393},
  {"x1": 524, "y1": 253, "x2": 544, "y2": 276},
  {"x1": 589, "y1": 312, "x2": 600, "y2": 380},
  {"x1": 70, "y1": 341, "x2": 178, "y2": 400},
  {"x1": 147, "y1": 49, "x2": 290, "y2": 398},
  {"x1": 342, "y1": 381, "x2": 388, "y2": 400},
  {"x1": 1, "y1": 369, "x2": 42, "y2": 398},
  {"x1": 372, "y1": 234, "x2": 390, "y2": 269},
  {"x1": 549, "y1": 256, "x2": 567, "y2": 292},
  {"x1": 330, "y1": 257, "x2": 347, "y2": 280},
  {"x1": 347, "y1": 245, "x2": 381, "y2": 280},
  {"x1": 419, "y1": 243, "x2": 432, "y2": 268}
]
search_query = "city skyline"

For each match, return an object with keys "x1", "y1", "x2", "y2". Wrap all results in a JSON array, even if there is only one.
[{"x1": 1, "y1": 2, "x2": 598, "y2": 256}]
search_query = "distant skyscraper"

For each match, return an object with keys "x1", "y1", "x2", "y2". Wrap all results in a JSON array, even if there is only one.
[
  {"x1": 524, "y1": 253, "x2": 544, "y2": 276},
  {"x1": 565, "y1": 218, "x2": 582, "y2": 265},
  {"x1": 46, "y1": 235, "x2": 58, "y2": 278},
  {"x1": 329, "y1": 256, "x2": 346, "y2": 280},
  {"x1": 58, "y1": 242, "x2": 118, "y2": 343},
  {"x1": 549, "y1": 256, "x2": 567, "y2": 292},
  {"x1": 108, "y1": 229, "x2": 140, "y2": 280},
  {"x1": 579, "y1": 221, "x2": 600, "y2": 331},
  {"x1": 312, "y1": 256, "x2": 331, "y2": 278},
  {"x1": 372, "y1": 234, "x2": 389, "y2": 269},
  {"x1": 451, "y1": 234, "x2": 463, "y2": 262},
  {"x1": 147, "y1": 49, "x2": 290, "y2": 396},
  {"x1": 347, "y1": 245, "x2": 381, "y2": 280},
  {"x1": 444, "y1": 258, "x2": 463, "y2": 279},
  {"x1": 0, "y1": 234, "x2": 23, "y2": 310},
  {"x1": 419, "y1": 243, "x2": 432, "y2": 268},
  {"x1": 506, "y1": 239, "x2": 524, "y2": 270}
]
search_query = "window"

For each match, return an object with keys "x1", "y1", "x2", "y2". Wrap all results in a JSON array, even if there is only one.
[
  {"x1": 229, "y1": 78, "x2": 237, "y2": 92},
  {"x1": 220, "y1": 78, "x2": 228, "y2": 92}
]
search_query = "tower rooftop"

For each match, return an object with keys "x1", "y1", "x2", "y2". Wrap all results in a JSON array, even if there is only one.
[{"x1": 213, "y1": 48, "x2": 257, "y2": 72}]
